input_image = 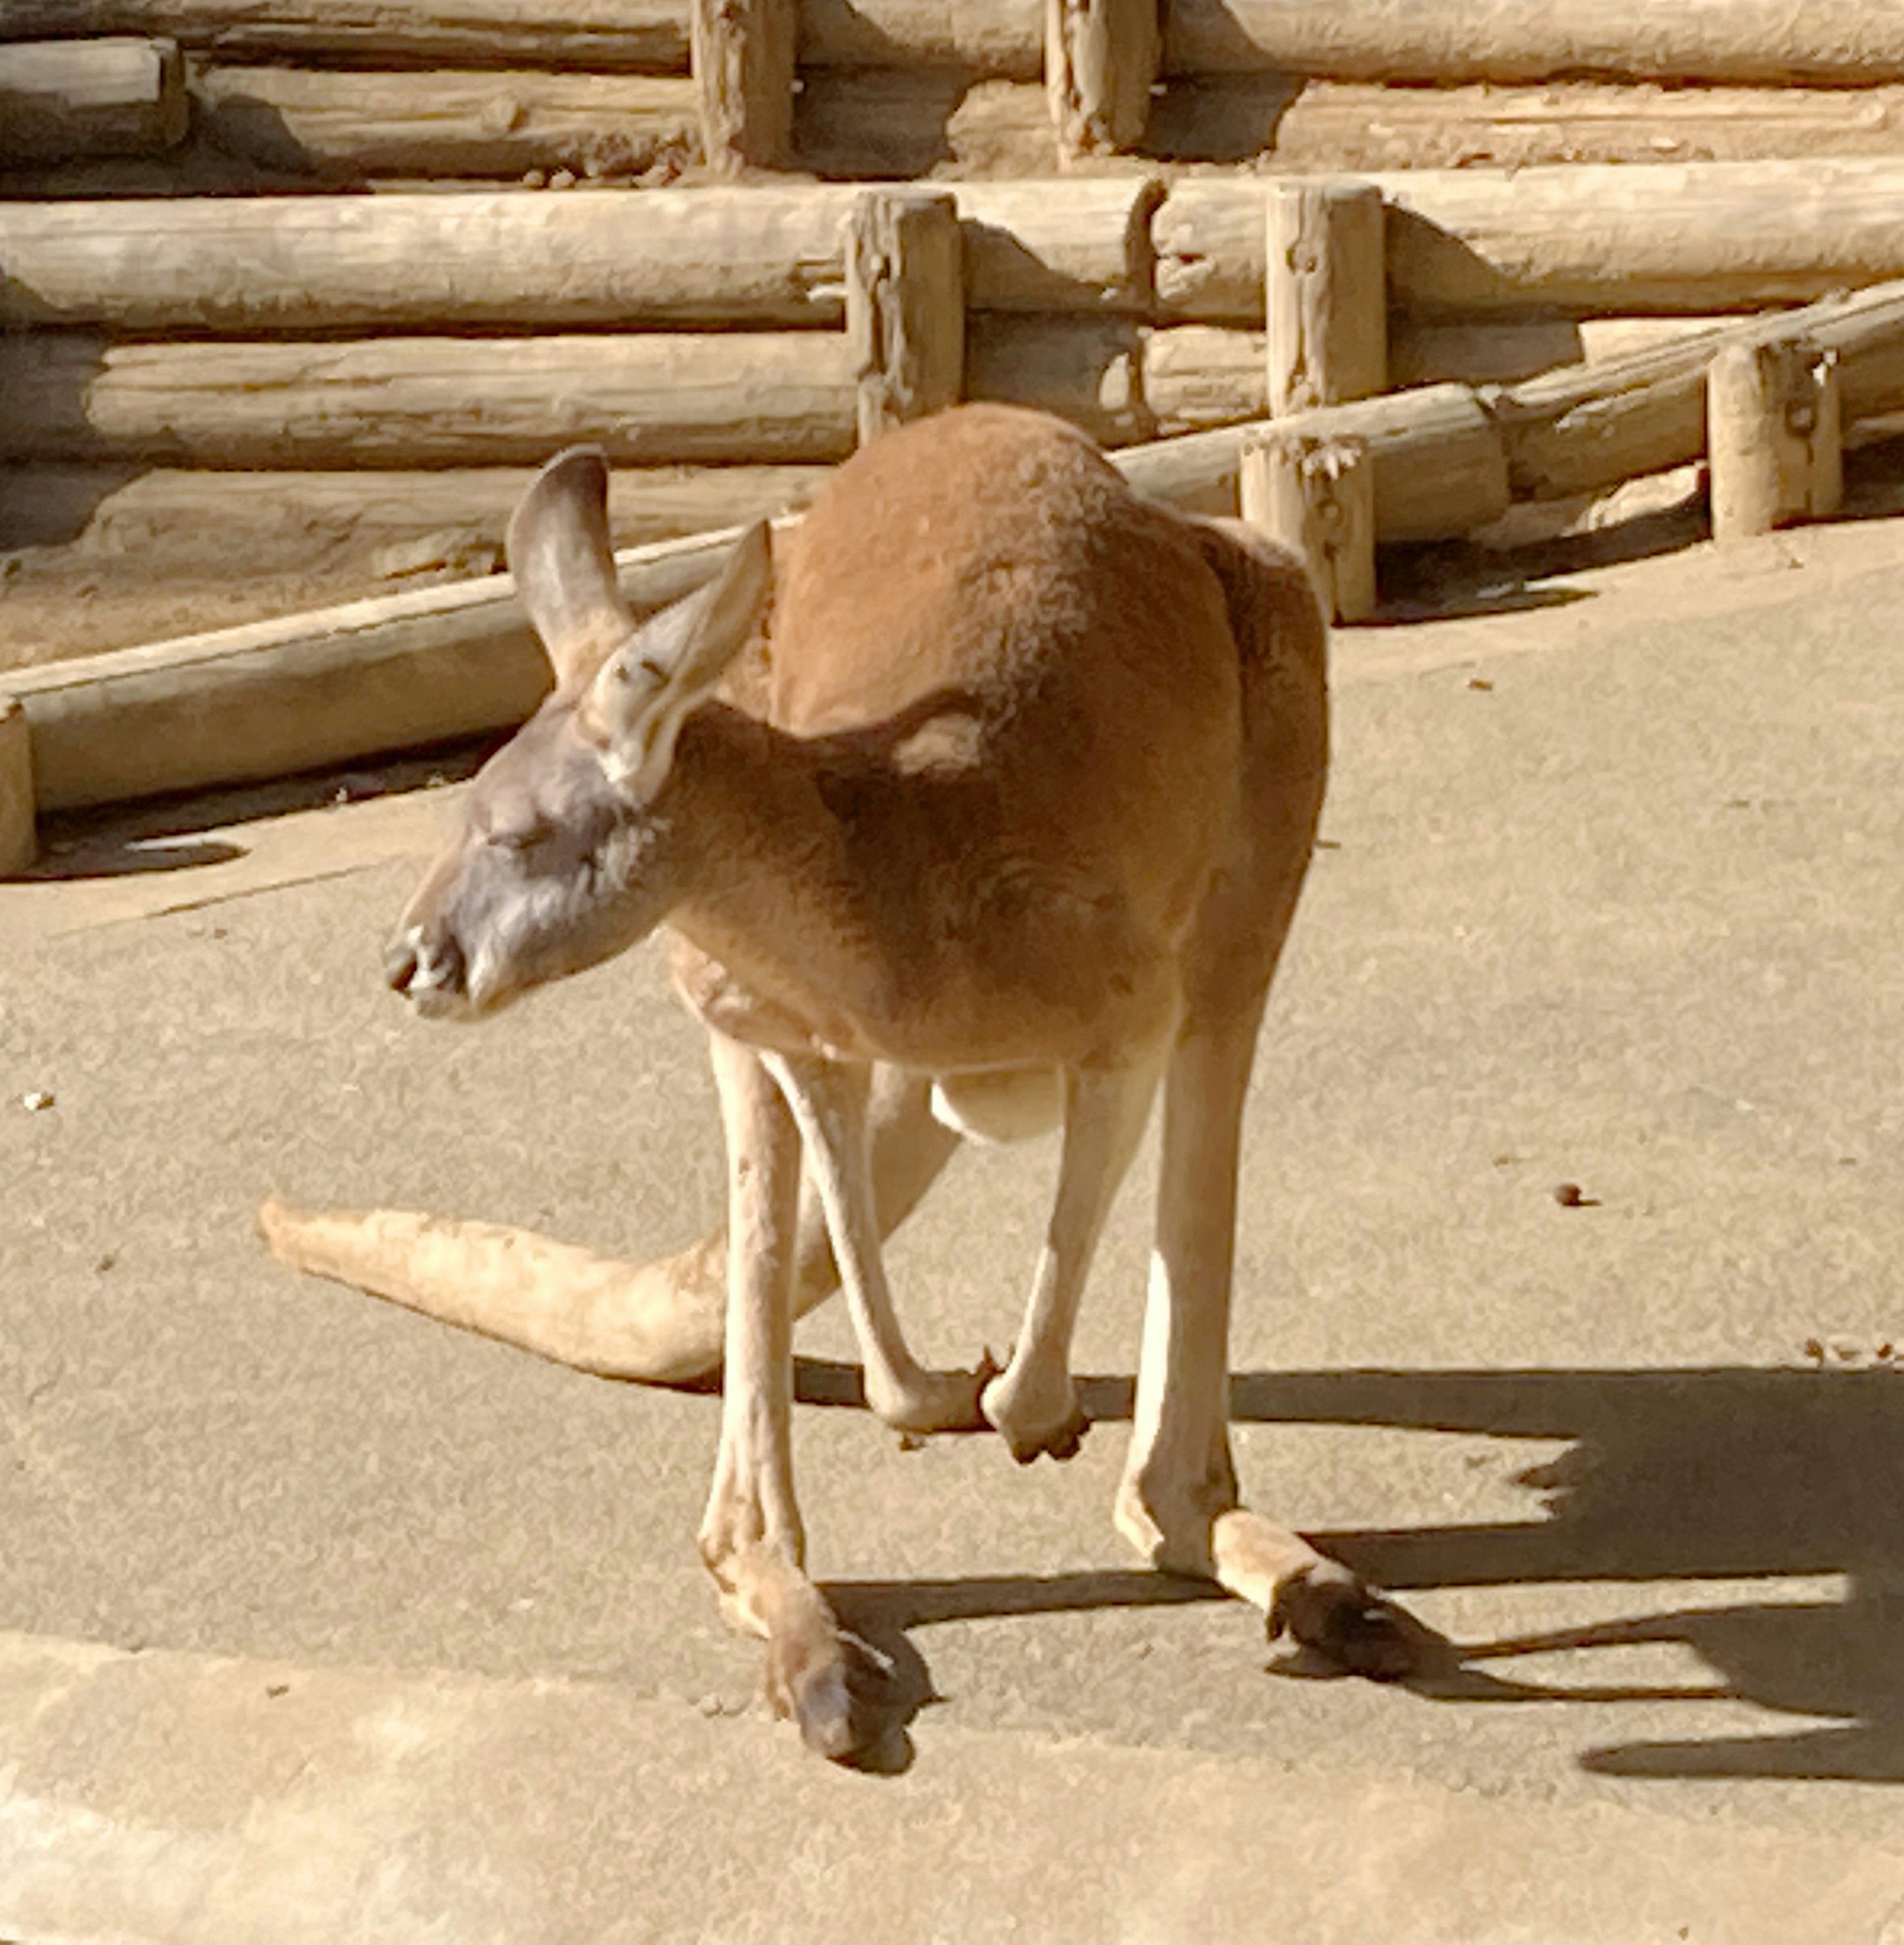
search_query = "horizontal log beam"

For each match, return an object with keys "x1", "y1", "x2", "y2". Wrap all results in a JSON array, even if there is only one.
[
  {"x1": 1157, "y1": 160, "x2": 1904, "y2": 322},
  {"x1": 9, "y1": 0, "x2": 1903, "y2": 86},
  {"x1": 0, "y1": 332, "x2": 860, "y2": 469},
  {"x1": 1160, "y1": 0, "x2": 1904, "y2": 86},
  {"x1": 0, "y1": 178, "x2": 1157, "y2": 334},
  {"x1": 11, "y1": 521, "x2": 772, "y2": 811},
  {"x1": 0, "y1": 36, "x2": 187, "y2": 165},
  {"x1": 191, "y1": 64, "x2": 699, "y2": 182},
  {"x1": 2, "y1": 3, "x2": 691, "y2": 72}
]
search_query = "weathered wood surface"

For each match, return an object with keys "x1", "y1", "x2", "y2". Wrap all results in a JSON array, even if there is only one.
[
  {"x1": 1119, "y1": 382, "x2": 1513, "y2": 537},
  {"x1": 0, "y1": 179, "x2": 1156, "y2": 333},
  {"x1": 1160, "y1": 0, "x2": 1904, "y2": 85},
  {"x1": 1, "y1": 2, "x2": 691, "y2": 71},
  {"x1": 1389, "y1": 316, "x2": 1729, "y2": 391},
  {"x1": 0, "y1": 36, "x2": 187, "y2": 164},
  {"x1": 1265, "y1": 177, "x2": 1385, "y2": 413},
  {"x1": 845, "y1": 190, "x2": 963, "y2": 441},
  {"x1": 1491, "y1": 281, "x2": 1904, "y2": 503},
  {"x1": 9, "y1": 0, "x2": 1901, "y2": 84},
  {"x1": 966, "y1": 313, "x2": 1150, "y2": 447},
  {"x1": 0, "y1": 699, "x2": 35, "y2": 877},
  {"x1": 0, "y1": 332, "x2": 861, "y2": 469},
  {"x1": 10, "y1": 520, "x2": 778, "y2": 812},
  {"x1": 1158, "y1": 161, "x2": 1904, "y2": 321},
  {"x1": 191, "y1": 64, "x2": 698, "y2": 181},
  {"x1": 1240, "y1": 430, "x2": 1375, "y2": 624},
  {"x1": 692, "y1": 0, "x2": 794, "y2": 173},
  {"x1": 1708, "y1": 341, "x2": 1844, "y2": 543},
  {"x1": 0, "y1": 463, "x2": 829, "y2": 561},
  {"x1": 1047, "y1": 0, "x2": 1157, "y2": 156}
]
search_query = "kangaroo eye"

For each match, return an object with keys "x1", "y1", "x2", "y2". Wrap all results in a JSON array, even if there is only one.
[{"x1": 493, "y1": 824, "x2": 552, "y2": 853}]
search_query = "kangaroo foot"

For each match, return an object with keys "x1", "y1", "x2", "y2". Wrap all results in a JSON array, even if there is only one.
[
  {"x1": 1268, "y1": 1560, "x2": 1431, "y2": 1683},
  {"x1": 981, "y1": 1360, "x2": 1091, "y2": 1464},
  {"x1": 765, "y1": 1615, "x2": 897, "y2": 1764},
  {"x1": 868, "y1": 1347, "x2": 1002, "y2": 1436}
]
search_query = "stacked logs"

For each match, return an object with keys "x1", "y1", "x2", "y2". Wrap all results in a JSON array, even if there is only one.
[{"x1": 9, "y1": 2, "x2": 1904, "y2": 189}]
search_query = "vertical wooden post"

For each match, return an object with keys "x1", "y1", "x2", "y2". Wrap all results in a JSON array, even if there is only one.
[
  {"x1": 845, "y1": 190, "x2": 965, "y2": 446},
  {"x1": 690, "y1": 0, "x2": 796, "y2": 176},
  {"x1": 1266, "y1": 179, "x2": 1387, "y2": 416},
  {"x1": 1708, "y1": 337, "x2": 1844, "y2": 542},
  {"x1": 1241, "y1": 431, "x2": 1376, "y2": 624},
  {"x1": 0, "y1": 698, "x2": 37, "y2": 877},
  {"x1": 1046, "y1": 0, "x2": 1160, "y2": 160}
]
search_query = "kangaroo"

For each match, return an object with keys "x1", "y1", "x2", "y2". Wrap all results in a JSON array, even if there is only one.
[{"x1": 380, "y1": 403, "x2": 1425, "y2": 1760}]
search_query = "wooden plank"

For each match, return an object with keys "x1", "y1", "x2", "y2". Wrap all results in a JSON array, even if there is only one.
[
  {"x1": 0, "y1": 332, "x2": 860, "y2": 469},
  {"x1": 1157, "y1": 161, "x2": 1904, "y2": 321},
  {"x1": 191, "y1": 64, "x2": 699, "y2": 183},
  {"x1": 0, "y1": 36, "x2": 186, "y2": 164},
  {"x1": 0, "y1": 179, "x2": 1153, "y2": 334},
  {"x1": 1162, "y1": 0, "x2": 1904, "y2": 85}
]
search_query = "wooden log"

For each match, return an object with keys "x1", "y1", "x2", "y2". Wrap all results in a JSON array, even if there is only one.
[
  {"x1": 0, "y1": 332, "x2": 860, "y2": 470},
  {"x1": 799, "y1": 0, "x2": 1041, "y2": 75},
  {"x1": 1140, "y1": 323, "x2": 1261, "y2": 437},
  {"x1": 1240, "y1": 431, "x2": 1375, "y2": 624},
  {"x1": 0, "y1": 698, "x2": 36, "y2": 878},
  {"x1": 1390, "y1": 315, "x2": 1731, "y2": 390},
  {"x1": 1264, "y1": 80, "x2": 1904, "y2": 176},
  {"x1": 8, "y1": 521, "x2": 785, "y2": 812},
  {"x1": 845, "y1": 189, "x2": 964, "y2": 442},
  {"x1": 1, "y1": 3, "x2": 691, "y2": 73},
  {"x1": 1490, "y1": 281, "x2": 1904, "y2": 503},
  {"x1": 1708, "y1": 341, "x2": 1844, "y2": 543},
  {"x1": 1160, "y1": 0, "x2": 1904, "y2": 87},
  {"x1": 692, "y1": 0, "x2": 794, "y2": 174},
  {"x1": 1118, "y1": 382, "x2": 1512, "y2": 539},
  {"x1": 0, "y1": 179, "x2": 1154, "y2": 335},
  {"x1": 0, "y1": 463, "x2": 830, "y2": 562},
  {"x1": 966, "y1": 314, "x2": 1151, "y2": 447},
  {"x1": 1265, "y1": 177, "x2": 1385, "y2": 413},
  {"x1": 0, "y1": 36, "x2": 187, "y2": 164},
  {"x1": 1156, "y1": 161, "x2": 1904, "y2": 322},
  {"x1": 191, "y1": 64, "x2": 699, "y2": 183},
  {"x1": 1046, "y1": 0, "x2": 1157, "y2": 157}
]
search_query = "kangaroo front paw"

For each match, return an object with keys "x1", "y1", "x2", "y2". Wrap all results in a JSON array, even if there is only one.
[
  {"x1": 868, "y1": 1347, "x2": 1002, "y2": 1436},
  {"x1": 980, "y1": 1365, "x2": 1091, "y2": 1464},
  {"x1": 1268, "y1": 1560, "x2": 1431, "y2": 1683}
]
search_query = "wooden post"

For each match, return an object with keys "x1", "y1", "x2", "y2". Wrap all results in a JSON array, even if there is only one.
[
  {"x1": 1266, "y1": 178, "x2": 1387, "y2": 415},
  {"x1": 1241, "y1": 430, "x2": 1376, "y2": 624},
  {"x1": 1046, "y1": 0, "x2": 1160, "y2": 159},
  {"x1": 1708, "y1": 337, "x2": 1844, "y2": 542},
  {"x1": 0, "y1": 698, "x2": 37, "y2": 878},
  {"x1": 690, "y1": 0, "x2": 795, "y2": 176},
  {"x1": 845, "y1": 190, "x2": 964, "y2": 445}
]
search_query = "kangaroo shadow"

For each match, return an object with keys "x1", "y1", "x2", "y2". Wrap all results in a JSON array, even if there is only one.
[{"x1": 808, "y1": 1361, "x2": 1904, "y2": 1781}]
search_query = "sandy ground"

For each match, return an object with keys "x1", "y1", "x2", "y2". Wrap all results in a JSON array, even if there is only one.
[{"x1": 0, "y1": 471, "x2": 1901, "y2": 1939}]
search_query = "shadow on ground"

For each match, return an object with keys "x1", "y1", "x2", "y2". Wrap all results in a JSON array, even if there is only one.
[{"x1": 807, "y1": 1360, "x2": 1904, "y2": 1782}]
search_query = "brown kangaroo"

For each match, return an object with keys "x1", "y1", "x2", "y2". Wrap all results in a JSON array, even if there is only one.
[{"x1": 376, "y1": 403, "x2": 1425, "y2": 1760}]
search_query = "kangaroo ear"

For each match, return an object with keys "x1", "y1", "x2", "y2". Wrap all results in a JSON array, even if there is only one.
[
  {"x1": 585, "y1": 521, "x2": 774, "y2": 802},
  {"x1": 507, "y1": 446, "x2": 638, "y2": 689}
]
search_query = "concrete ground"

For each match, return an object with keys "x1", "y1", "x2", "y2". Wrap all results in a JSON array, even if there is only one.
[{"x1": 1, "y1": 511, "x2": 1902, "y2": 1942}]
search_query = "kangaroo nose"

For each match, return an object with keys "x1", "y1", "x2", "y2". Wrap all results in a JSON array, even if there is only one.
[{"x1": 386, "y1": 928, "x2": 465, "y2": 1001}]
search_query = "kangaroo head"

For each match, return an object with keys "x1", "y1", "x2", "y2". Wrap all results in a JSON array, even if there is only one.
[{"x1": 386, "y1": 448, "x2": 773, "y2": 1018}]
